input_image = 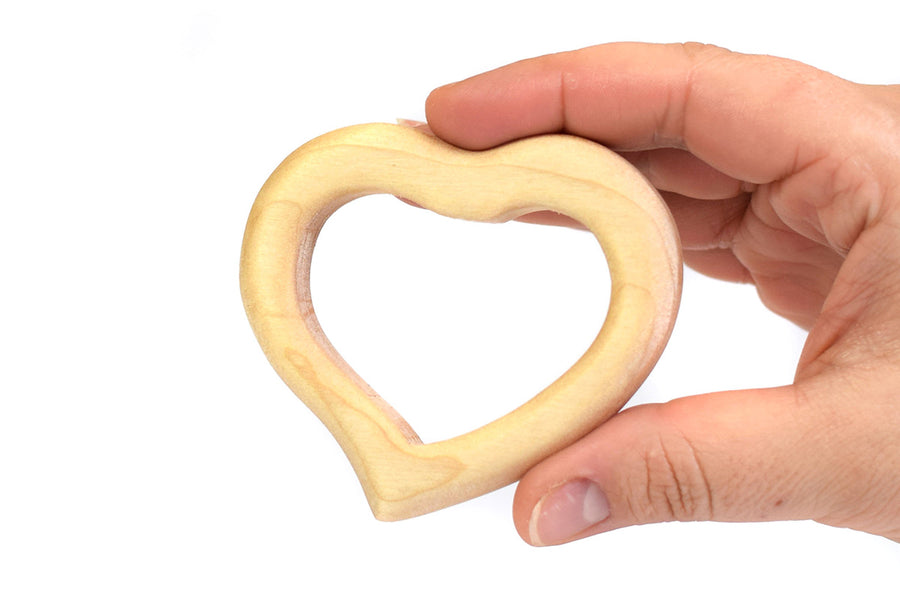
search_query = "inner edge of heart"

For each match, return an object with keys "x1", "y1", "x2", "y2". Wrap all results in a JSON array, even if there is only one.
[
  {"x1": 303, "y1": 195, "x2": 610, "y2": 445},
  {"x1": 295, "y1": 193, "x2": 425, "y2": 445}
]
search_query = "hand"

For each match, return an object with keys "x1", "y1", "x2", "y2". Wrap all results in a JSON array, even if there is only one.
[{"x1": 425, "y1": 42, "x2": 900, "y2": 545}]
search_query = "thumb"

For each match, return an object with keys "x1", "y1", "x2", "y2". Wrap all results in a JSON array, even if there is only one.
[{"x1": 515, "y1": 385, "x2": 840, "y2": 546}]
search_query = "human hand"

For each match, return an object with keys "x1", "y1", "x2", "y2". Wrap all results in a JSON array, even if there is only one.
[{"x1": 424, "y1": 42, "x2": 900, "y2": 545}]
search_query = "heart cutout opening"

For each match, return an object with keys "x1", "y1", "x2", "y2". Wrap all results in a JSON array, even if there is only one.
[{"x1": 310, "y1": 195, "x2": 611, "y2": 444}]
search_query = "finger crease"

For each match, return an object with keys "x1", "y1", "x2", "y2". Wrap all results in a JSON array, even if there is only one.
[
  {"x1": 658, "y1": 434, "x2": 689, "y2": 518},
  {"x1": 713, "y1": 199, "x2": 750, "y2": 249},
  {"x1": 683, "y1": 436, "x2": 715, "y2": 520}
]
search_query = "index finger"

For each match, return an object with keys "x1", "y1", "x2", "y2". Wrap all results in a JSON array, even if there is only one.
[{"x1": 425, "y1": 42, "x2": 848, "y2": 185}]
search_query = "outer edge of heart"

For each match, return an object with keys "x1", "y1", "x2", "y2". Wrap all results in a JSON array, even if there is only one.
[{"x1": 240, "y1": 123, "x2": 682, "y2": 521}]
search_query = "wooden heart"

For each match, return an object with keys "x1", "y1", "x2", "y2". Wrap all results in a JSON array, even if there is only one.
[{"x1": 240, "y1": 123, "x2": 682, "y2": 521}]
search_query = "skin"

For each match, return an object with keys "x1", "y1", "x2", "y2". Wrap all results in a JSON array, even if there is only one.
[{"x1": 423, "y1": 42, "x2": 900, "y2": 545}]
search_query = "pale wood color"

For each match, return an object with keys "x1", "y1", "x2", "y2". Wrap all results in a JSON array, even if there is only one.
[{"x1": 240, "y1": 123, "x2": 682, "y2": 521}]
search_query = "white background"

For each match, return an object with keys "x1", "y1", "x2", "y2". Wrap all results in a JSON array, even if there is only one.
[{"x1": 2, "y1": 1, "x2": 899, "y2": 598}]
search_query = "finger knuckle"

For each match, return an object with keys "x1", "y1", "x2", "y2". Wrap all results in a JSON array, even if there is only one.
[
  {"x1": 676, "y1": 41, "x2": 727, "y2": 60},
  {"x1": 631, "y1": 430, "x2": 715, "y2": 523}
]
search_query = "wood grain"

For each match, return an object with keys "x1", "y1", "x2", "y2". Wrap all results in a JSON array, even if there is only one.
[{"x1": 240, "y1": 123, "x2": 682, "y2": 520}]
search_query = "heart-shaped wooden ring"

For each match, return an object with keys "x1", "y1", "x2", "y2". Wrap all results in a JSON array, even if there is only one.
[{"x1": 240, "y1": 123, "x2": 682, "y2": 521}]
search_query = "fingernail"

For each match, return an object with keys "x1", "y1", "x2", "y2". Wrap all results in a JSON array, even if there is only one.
[
  {"x1": 395, "y1": 118, "x2": 435, "y2": 136},
  {"x1": 529, "y1": 479, "x2": 610, "y2": 546}
]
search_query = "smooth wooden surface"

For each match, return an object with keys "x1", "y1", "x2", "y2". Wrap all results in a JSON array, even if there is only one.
[{"x1": 240, "y1": 123, "x2": 682, "y2": 520}]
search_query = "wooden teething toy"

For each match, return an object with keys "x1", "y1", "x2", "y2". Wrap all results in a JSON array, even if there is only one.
[{"x1": 240, "y1": 123, "x2": 682, "y2": 521}]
